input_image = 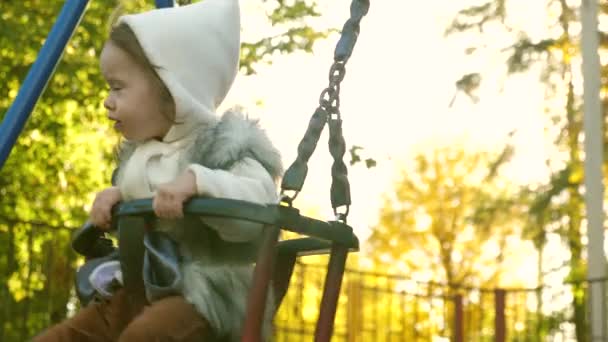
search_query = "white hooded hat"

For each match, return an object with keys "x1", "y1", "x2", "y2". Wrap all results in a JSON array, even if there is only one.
[{"x1": 118, "y1": 0, "x2": 241, "y2": 142}]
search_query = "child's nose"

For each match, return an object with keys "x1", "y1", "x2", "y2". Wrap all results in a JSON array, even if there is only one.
[{"x1": 103, "y1": 96, "x2": 115, "y2": 111}]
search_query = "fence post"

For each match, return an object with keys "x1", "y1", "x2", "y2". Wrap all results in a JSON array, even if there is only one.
[
  {"x1": 494, "y1": 289, "x2": 506, "y2": 342},
  {"x1": 346, "y1": 279, "x2": 362, "y2": 342},
  {"x1": 453, "y1": 294, "x2": 464, "y2": 342}
]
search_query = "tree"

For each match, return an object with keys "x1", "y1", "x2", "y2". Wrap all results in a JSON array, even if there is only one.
[
  {"x1": 0, "y1": 0, "x2": 331, "y2": 339},
  {"x1": 367, "y1": 145, "x2": 527, "y2": 339},
  {"x1": 446, "y1": 1, "x2": 602, "y2": 339},
  {"x1": 368, "y1": 145, "x2": 522, "y2": 288}
]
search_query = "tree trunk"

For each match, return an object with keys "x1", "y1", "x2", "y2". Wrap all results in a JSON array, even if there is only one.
[
  {"x1": 565, "y1": 76, "x2": 588, "y2": 342},
  {"x1": 20, "y1": 228, "x2": 34, "y2": 341},
  {"x1": 1, "y1": 224, "x2": 16, "y2": 342}
]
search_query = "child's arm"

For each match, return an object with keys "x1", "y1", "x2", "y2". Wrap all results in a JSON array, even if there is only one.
[
  {"x1": 188, "y1": 157, "x2": 278, "y2": 242},
  {"x1": 153, "y1": 157, "x2": 277, "y2": 241},
  {"x1": 90, "y1": 186, "x2": 122, "y2": 230},
  {"x1": 188, "y1": 158, "x2": 276, "y2": 205},
  {"x1": 153, "y1": 170, "x2": 197, "y2": 219}
]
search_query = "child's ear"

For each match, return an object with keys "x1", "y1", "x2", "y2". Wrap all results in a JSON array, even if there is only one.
[{"x1": 156, "y1": 79, "x2": 175, "y2": 122}]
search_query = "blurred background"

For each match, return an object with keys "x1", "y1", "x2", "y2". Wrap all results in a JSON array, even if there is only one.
[{"x1": 0, "y1": 0, "x2": 606, "y2": 340}]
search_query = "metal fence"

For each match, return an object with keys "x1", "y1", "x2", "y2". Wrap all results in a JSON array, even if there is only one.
[
  {"x1": 274, "y1": 261, "x2": 608, "y2": 341},
  {"x1": 0, "y1": 226, "x2": 606, "y2": 341}
]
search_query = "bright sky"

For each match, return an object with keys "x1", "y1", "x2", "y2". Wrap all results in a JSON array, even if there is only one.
[{"x1": 222, "y1": 0, "x2": 553, "y2": 244}]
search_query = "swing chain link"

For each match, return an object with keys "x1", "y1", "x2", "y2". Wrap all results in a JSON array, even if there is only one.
[
  {"x1": 319, "y1": 62, "x2": 345, "y2": 116},
  {"x1": 320, "y1": 61, "x2": 350, "y2": 223}
]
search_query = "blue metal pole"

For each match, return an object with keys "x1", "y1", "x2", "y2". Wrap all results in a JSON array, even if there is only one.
[
  {"x1": 0, "y1": 0, "x2": 89, "y2": 169},
  {"x1": 155, "y1": 0, "x2": 174, "y2": 8}
]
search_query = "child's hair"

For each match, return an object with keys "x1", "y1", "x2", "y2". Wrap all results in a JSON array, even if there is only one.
[{"x1": 108, "y1": 23, "x2": 175, "y2": 121}]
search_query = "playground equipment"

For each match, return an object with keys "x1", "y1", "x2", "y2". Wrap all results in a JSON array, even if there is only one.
[{"x1": 0, "y1": 0, "x2": 369, "y2": 341}]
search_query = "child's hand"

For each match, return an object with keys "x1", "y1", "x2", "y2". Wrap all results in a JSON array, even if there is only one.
[
  {"x1": 153, "y1": 170, "x2": 197, "y2": 219},
  {"x1": 90, "y1": 186, "x2": 122, "y2": 230}
]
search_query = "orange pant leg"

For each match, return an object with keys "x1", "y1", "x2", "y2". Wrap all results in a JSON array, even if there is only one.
[
  {"x1": 32, "y1": 289, "x2": 133, "y2": 342},
  {"x1": 118, "y1": 295, "x2": 213, "y2": 341},
  {"x1": 33, "y1": 289, "x2": 212, "y2": 342}
]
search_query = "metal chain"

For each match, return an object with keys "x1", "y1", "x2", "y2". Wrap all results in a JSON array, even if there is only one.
[
  {"x1": 334, "y1": 0, "x2": 370, "y2": 63},
  {"x1": 328, "y1": 114, "x2": 350, "y2": 222},
  {"x1": 280, "y1": 107, "x2": 328, "y2": 204},
  {"x1": 318, "y1": 62, "x2": 345, "y2": 114},
  {"x1": 280, "y1": 0, "x2": 369, "y2": 222},
  {"x1": 320, "y1": 62, "x2": 350, "y2": 221}
]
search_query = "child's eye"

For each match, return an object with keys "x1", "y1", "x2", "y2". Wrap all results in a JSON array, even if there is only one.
[{"x1": 107, "y1": 81, "x2": 124, "y2": 91}]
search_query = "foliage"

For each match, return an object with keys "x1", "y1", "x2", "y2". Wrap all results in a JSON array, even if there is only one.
[
  {"x1": 368, "y1": 145, "x2": 524, "y2": 288},
  {"x1": 446, "y1": 0, "x2": 601, "y2": 340},
  {"x1": 0, "y1": 2, "x2": 116, "y2": 340},
  {"x1": 241, "y1": 0, "x2": 330, "y2": 74}
]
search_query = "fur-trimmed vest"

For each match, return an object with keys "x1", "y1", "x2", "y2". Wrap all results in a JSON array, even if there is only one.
[{"x1": 114, "y1": 111, "x2": 282, "y2": 341}]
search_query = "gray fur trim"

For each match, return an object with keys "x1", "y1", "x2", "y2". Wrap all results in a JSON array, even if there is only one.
[
  {"x1": 190, "y1": 110, "x2": 283, "y2": 181},
  {"x1": 182, "y1": 262, "x2": 275, "y2": 342}
]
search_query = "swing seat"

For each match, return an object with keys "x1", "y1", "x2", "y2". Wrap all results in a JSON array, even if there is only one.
[{"x1": 72, "y1": 197, "x2": 359, "y2": 342}]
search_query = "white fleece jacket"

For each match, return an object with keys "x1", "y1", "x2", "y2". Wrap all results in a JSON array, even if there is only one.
[{"x1": 117, "y1": 138, "x2": 277, "y2": 241}]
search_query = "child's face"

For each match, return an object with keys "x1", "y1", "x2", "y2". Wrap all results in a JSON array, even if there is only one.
[{"x1": 100, "y1": 41, "x2": 172, "y2": 142}]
